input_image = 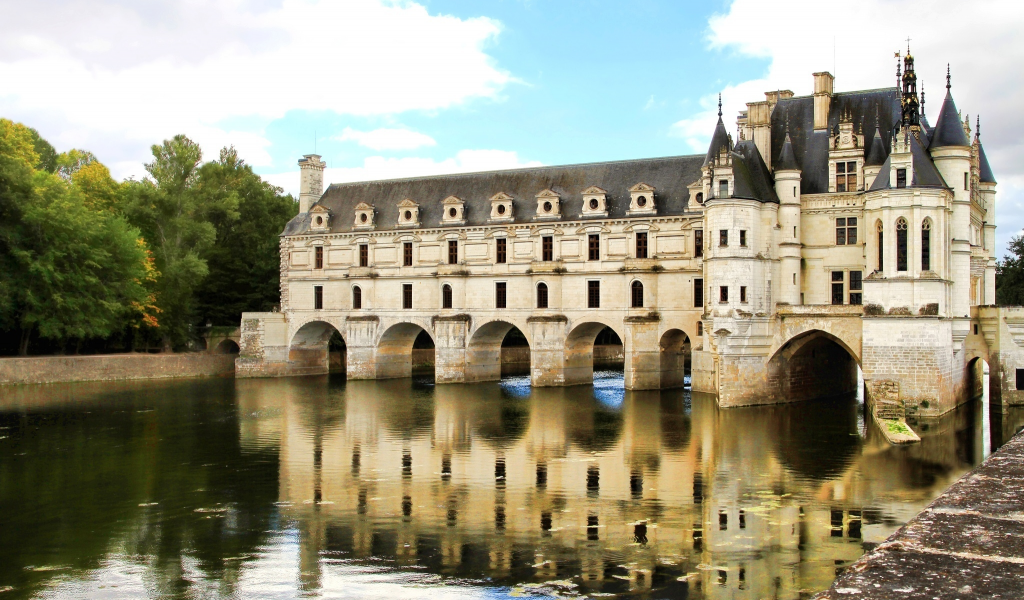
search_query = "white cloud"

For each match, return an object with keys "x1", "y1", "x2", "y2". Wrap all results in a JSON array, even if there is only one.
[
  {"x1": 335, "y1": 127, "x2": 437, "y2": 151},
  {"x1": 676, "y1": 0, "x2": 1024, "y2": 252},
  {"x1": 263, "y1": 149, "x2": 542, "y2": 196},
  {"x1": 0, "y1": 0, "x2": 510, "y2": 177}
]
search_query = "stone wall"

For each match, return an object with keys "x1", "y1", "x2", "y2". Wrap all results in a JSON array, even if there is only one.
[
  {"x1": 0, "y1": 353, "x2": 236, "y2": 386},
  {"x1": 862, "y1": 316, "x2": 956, "y2": 414}
]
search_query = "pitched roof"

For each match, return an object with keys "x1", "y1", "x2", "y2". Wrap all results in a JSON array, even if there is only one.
[
  {"x1": 730, "y1": 141, "x2": 780, "y2": 203},
  {"x1": 930, "y1": 89, "x2": 970, "y2": 148},
  {"x1": 868, "y1": 130, "x2": 948, "y2": 190},
  {"x1": 282, "y1": 155, "x2": 705, "y2": 235},
  {"x1": 978, "y1": 142, "x2": 996, "y2": 183}
]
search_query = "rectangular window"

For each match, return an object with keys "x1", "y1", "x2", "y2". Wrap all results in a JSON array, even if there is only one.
[
  {"x1": 636, "y1": 232, "x2": 648, "y2": 258},
  {"x1": 448, "y1": 240, "x2": 458, "y2": 265},
  {"x1": 694, "y1": 278, "x2": 703, "y2": 308},
  {"x1": 739, "y1": 230, "x2": 747, "y2": 247},
  {"x1": 403, "y1": 284, "x2": 413, "y2": 309},
  {"x1": 588, "y1": 234, "x2": 600, "y2": 261},
  {"x1": 740, "y1": 286, "x2": 747, "y2": 303},
  {"x1": 720, "y1": 286, "x2": 729, "y2": 303},
  {"x1": 359, "y1": 244, "x2": 368, "y2": 267},
  {"x1": 720, "y1": 230, "x2": 728, "y2": 247},
  {"x1": 965, "y1": 172, "x2": 969, "y2": 191},
  {"x1": 896, "y1": 168, "x2": 907, "y2": 188},
  {"x1": 835, "y1": 217, "x2": 858, "y2": 245},
  {"x1": 836, "y1": 161, "x2": 857, "y2": 192},
  {"x1": 403, "y1": 242, "x2": 413, "y2": 266},
  {"x1": 588, "y1": 281, "x2": 600, "y2": 309},
  {"x1": 694, "y1": 230, "x2": 703, "y2": 257},
  {"x1": 314, "y1": 285, "x2": 323, "y2": 310},
  {"x1": 542, "y1": 236, "x2": 553, "y2": 261},
  {"x1": 495, "y1": 282, "x2": 507, "y2": 309},
  {"x1": 849, "y1": 270, "x2": 862, "y2": 305},
  {"x1": 831, "y1": 271, "x2": 844, "y2": 305},
  {"x1": 496, "y1": 238, "x2": 507, "y2": 264},
  {"x1": 878, "y1": 230, "x2": 884, "y2": 271},
  {"x1": 719, "y1": 179, "x2": 728, "y2": 197},
  {"x1": 314, "y1": 246, "x2": 323, "y2": 269}
]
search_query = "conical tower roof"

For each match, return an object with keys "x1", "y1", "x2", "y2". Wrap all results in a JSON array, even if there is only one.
[
  {"x1": 775, "y1": 133, "x2": 800, "y2": 171},
  {"x1": 930, "y1": 66, "x2": 970, "y2": 148},
  {"x1": 865, "y1": 121, "x2": 888, "y2": 166},
  {"x1": 703, "y1": 94, "x2": 731, "y2": 167}
]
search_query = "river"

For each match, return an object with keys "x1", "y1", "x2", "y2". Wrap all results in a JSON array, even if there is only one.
[{"x1": 1, "y1": 372, "x2": 1021, "y2": 599}]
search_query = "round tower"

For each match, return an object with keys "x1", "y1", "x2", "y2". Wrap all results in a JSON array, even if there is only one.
[{"x1": 774, "y1": 132, "x2": 802, "y2": 305}]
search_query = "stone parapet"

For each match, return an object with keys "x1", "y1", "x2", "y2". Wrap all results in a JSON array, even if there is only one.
[{"x1": 0, "y1": 353, "x2": 236, "y2": 385}]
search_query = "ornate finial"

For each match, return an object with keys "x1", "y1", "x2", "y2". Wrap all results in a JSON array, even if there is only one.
[
  {"x1": 921, "y1": 82, "x2": 925, "y2": 110},
  {"x1": 976, "y1": 115, "x2": 980, "y2": 139},
  {"x1": 717, "y1": 93, "x2": 722, "y2": 118},
  {"x1": 946, "y1": 64, "x2": 951, "y2": 90},
  {"x1": 906, "y1": 37, "x2": 911, "y2": 54}
]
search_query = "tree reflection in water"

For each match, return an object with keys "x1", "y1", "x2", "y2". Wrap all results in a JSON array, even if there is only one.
[{"x1": 0, "y1": 375, "x2": 1021, "y2": 599}]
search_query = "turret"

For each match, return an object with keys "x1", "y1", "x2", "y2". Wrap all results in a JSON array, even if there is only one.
[
  {"x1": 864, "y1": 116, "x2": 887, "y2": 188},
  {"x1": 774, "y1": 131, "x2": 802, "y2": 305},
  {"x1": 298, "y1": 154, "x2": 326, "y2": 214},
  {"x1": 976, "y1": 118, "x2": 998, "y2": 303}
]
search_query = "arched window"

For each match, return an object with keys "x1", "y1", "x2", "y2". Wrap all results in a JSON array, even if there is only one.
[
  {"x1": 697, "y1": 321, "x2": 703, "y2": 336},
  {"x1": 695, "y1": 192, "x2": 704, "y2": 204},
  {"x1": 352, "y1": 286, "x2": 362, "y2": 309},
  {"x1": 921, "y1": 219, "x2": 931, "y2": 271},
  {"x1": 442, "y1": 284, "x2": 453, "y2": 309},
  {"x1": 631, "y1": 280, "x2": 644, "y2": 308},
  {"x1": 536, "y1": 282, "x2": 548, "y2": 309},
  {"x1": 896, "y1": 217, "x2": 908, "y2": 272},
  {"x1": 876, "y1": 221, "x2": 884, "y2": 272}
]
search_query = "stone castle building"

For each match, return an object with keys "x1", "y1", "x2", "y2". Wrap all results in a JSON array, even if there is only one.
[{"x1": 238, "y1": 52, "x2": 1024, "y2": 415}]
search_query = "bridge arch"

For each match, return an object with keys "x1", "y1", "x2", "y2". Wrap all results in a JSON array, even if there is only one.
[
  {"x1": 563, "y1": 319, "x2": 625, "y2": 386},
  {"x1": 289, "y1": 319, "x2": 347, "y2": 376},
  {"x1": 376, "y1": 320, "x2": 434, "y2": 380},
  {"x1": 767, "y1": 329, "x2": 860, "y2": 403},
  {"x1": 659, "y1": 328, "x2": 691, "y2": 389},
  {"x1": 466, "y1": 319, "x2": 531, "y2": 382}
]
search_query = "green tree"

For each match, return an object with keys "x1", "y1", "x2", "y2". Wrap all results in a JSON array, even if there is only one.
[
  {"x1": 26, "y1": 126, "x2": 58, "y2": 173},
  {"x1": 997, "y1": 234, "x2": 1024, "y2": 306},
  {"x1": 0, "y1": 119, "x2": 38, "y2": 331},
  {"x1": 121, "y1": 135, "x2": 239, "y2": 348},
  {"x1": 194, "y1": 147, "x2": 296, "y2": 325}
]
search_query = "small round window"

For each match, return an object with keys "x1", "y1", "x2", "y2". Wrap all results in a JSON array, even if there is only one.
[
  {"x1": 543, "y1": 201, "x2": 552, "y2": 212},
  {"x1": 589, "y1": 198, "x2": 599, "y2": 210},
  {"x1": 315, "y1": 216, "x2": 323, "y2": 225},
  {"x1": 360, "y1": 213, "x2": 367, "y2": 223},
  {"x1": 404, "y1": 210, "x2": 412, "y2": 220},
  {"x1": 637, "y1": 196, "x2": 647, "y2": 207},
  {"x1": 449, "y1": 207, "x2": 457, "y2": 218},
  {"x1": 497, "y1": 204, "x2": 506, "y2": 215}
]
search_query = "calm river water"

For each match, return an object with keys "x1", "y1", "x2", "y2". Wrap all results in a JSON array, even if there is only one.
[{"x1": 1, "y1": 372, "x2": 1022, "y2": 599}]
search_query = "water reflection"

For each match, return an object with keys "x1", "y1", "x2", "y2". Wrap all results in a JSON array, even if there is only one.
[{"x1": 0, "y1": 375, "x2": 1021, "y2": 599}]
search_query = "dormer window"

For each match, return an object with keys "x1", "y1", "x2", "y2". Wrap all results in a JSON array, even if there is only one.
[
  {"x1": 309, "y1": 205, "x2": 331, "y2": 231},
  {"x1": 836, "y1": 161, "x2": 857, "y2": 192},
  {"x1": 896, "y1": 169, "x2": 907, "y2": 189},
  {"x1": 718, "y1": 180, "x2": 728, "y2": 198},
  {"x1": 581, "y1": 186, "x2": 608, "y2": 217},
  {"x1": 353, "y1": 202, "x2": 374, "y2": 230},
  {"x1": 397, "y1": 199, "x2": 419, "y2": 228},
  {"x1": 535, "y1": 189, "x2": 560, "y2": 220},
  {"x1": 441, "y1": 195, "x2": 466, "y2": 226},
  {"x1": 696, "y1": 192, "x2": 704, "y2": 204},
  {"x1": 627, "y1": 183, "x2": 656, "y2": 216},
  {"x1": 489, "y1": 192, "x2": 514, "y2": 223}
]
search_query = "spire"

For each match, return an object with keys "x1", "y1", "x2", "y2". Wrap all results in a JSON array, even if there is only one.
[
  {"x1": 976, "y1": 115, "x2": 980, "y2": 140},
  {"x1": 718, "y1": 93, "x2": 722, "y2": 118},
  {"x1": 930, "y1": 66, "x2": 970, "y2": 148},
  {"x1": 946, "y1": 63, "x2": 951, "y2": 90},
  {"x1": 901, "y1": 46, "x2": 919, "y2": 126},
  {"x1": 703, "y1": 94, "x2": 731, "y2": 168},
  {"x1": 865, "y1": 113, "x2": 887, "y2": 166}
]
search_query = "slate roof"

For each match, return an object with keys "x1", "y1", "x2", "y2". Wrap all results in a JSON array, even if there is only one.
[
  {"x1": 868, "y1": 130, "x2": 949, "y2": 190},
  {"x1": 775, "y1": 133, "x2": 800, "y2": 171},
  {"x1": 865, "y1": 124, "x2": 887, "y2": 166},
  {"x1": 930, "y1": 89, "x2": 970, "y2": 148},
  {"x1": 731, "y1": 141, "x2": 780, "y2": 203},
  {"x1": 283, "y1": 155, "x2": 705, "y2": 235},
  {"x1": 704, "y1": 116, "x2": 731, "y2": 168},
  {"x1": 979, "y1": 142, "x2": 996, "y2": 183}
]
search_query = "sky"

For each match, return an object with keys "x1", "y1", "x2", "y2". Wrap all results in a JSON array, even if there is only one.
[{"x1": 2, "y1": 0, "x2": 1022, "y2": 253}]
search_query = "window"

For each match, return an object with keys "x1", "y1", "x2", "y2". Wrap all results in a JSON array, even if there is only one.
[
  {"x1": 495, "y1": 282, "x2": 507, "y2": 309},
  {"x1": 314, "y1": 246, "x2": 323, "y2": 269},
  {"x1": 720, "y1": 230, "x2": 728, "y2": 247},
  {"x1": 697, "y1": 321, "x2": 703, "y2": 336},
  {"x1": 694, "y1": 278, "x2": 703, "y2": 307},
  {"x1": 631, "y1": 281, "x2": 644, "y2": 308},
  {"x1": 695, "y1": 230, "x2": 703, "y2": 257},
  {"x1": 314, "y1": 285, "x2": 323, "y2": 310},
  {"x1": 696, "y1": 192, "x2": 704, "y2": 204},
  {"x1": 442, "y1": 284, "x2": 452, "y2": 309},
  {"x1": 850, "y1": 271, "x2": 862, "y2": 305},
  {"x1": 896, "y1": 218, "x2": 908, "y2": 272},
  {"x1": 542, "y1": 236, "x2": 553, "y2": 261},
  {"x1": 965, "y1": 172, "x2": 969, "y2": 191},
  {"x1": 588, "y1": 281, "x2": 600, "y2": 308},
  {"x1": 876, "y1": 222, "x2": 884, "y2": 271},
  {"x1": 836, "y1": 217, "x2": 858, "y2": 245},
  {"x1": 537, "y1": 283, "x2": 548, "y2": 309},
  {"x1": 636, "y1": 232, "x2": 648, "y2": 258},
  {"x1": 496, "y1": 238, "x2": 507, "y2": 264},
  {"x1": 896, "y1": 168, "x2": 907, "y2": 188},
  {"x1": 720, "y1": 286, "x2": 729, "y2": 303},
  {"x1": 719, "y1": 179, "x2": 728, "y2": 197},
  {"x1": 448, "y1": 240, "x2": 458, "y2": 265},
  {"x1": 403, "y1": 242, "x2": 413, "y2": 266},
  {"x1": 588, "y1": 234, "x2": 600, "y2": 261},
  {"x1": 922, "y1": 220, "x2": 931, "y2": 271},
  {"x1": 359, "y1": 244, "x2": 368, "y2": 267},
  {"x1": 740, "y1": 286, "x2": 747, "y2": 303},
  {"x1": 1017, "y1": 368, "x2": 1024, "y2": 391},
  {"x1": 352, "y1": 286, "x2": 362, "y2": 309},
  {"x1": 836, "y1": 161, "x2": 857, "y2": 192},
  {"x1": 831, "y1": 271, "x2": 844, "y2": 305},
  {"x1": 403, "y1": 284, "x2": 413, "y2": 309},
  {"x1": 739, "y1": 230, "x2": 747, "y2": 247}
]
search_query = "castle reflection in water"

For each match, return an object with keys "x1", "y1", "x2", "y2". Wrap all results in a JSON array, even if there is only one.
[{"x1": 233, "y1": 373, "x2": 1007, "y2": 598}]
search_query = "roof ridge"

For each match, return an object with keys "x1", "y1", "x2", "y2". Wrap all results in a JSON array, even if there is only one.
[{"x1": 777, "y1": 86, "x2": 899, "y2": 101}]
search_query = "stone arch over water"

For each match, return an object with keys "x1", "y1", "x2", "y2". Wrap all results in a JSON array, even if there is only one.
[
  {"x1": 767, "y1": 329, "x2": 860, "y2": 403},
  {"x1": 659, "y1": 329, "x2": 691, "y2": 389},
  {"x1": 376, "y1": 322, "x2": 435, "y2": 380},
  {"x1": 289, "y1": 320, "x2": 347, "y2": 376},
  {"x1": 467, "y1": 319, "x2": 531, "y2": 382}
]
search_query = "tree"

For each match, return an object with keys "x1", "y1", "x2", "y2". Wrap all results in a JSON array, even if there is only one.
[
  {"x1": 121, "y1": 135, "x2": 239, "y2": 348},
  {"x1": 193, "y1": 147, "x2": 296, "y2": 325},
  {"x1": 997, "y1": 234, "x2": 1024, "y2": 306},
  {"x1": 0, "y1": 119, "x2": 38, "y2": 332}
]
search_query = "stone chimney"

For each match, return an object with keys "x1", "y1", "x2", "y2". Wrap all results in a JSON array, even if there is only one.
[
  {"x1": 813, "y1": 72, "x2": 834, "y2": 130},
  {"x1": 297, "y1": 154, "x2": 326, "y2": 214}
]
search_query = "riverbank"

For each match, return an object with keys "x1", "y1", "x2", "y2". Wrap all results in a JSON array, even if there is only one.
[
  {"x1": 816, "y1": 427, "x2": 1024, "y2": 599},
  {"x1": 0, "y1": 353, "x2": 236, "y2": 385}
]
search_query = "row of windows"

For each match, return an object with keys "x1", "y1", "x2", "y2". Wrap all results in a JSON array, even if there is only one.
[
  {"x1": 876, "y1": 218, "x2": 931, "y2": 272},
  {"x1": 717, "y1": 229, "x2": 746, "y2": 247}
]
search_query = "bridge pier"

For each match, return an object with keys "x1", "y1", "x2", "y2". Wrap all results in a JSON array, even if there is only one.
[
  {"x1": 528, "y1": 316, "x2": 572, "y2": 386},
  {"x1": 623, "y1": 316, "x2": 661, "y2": 390},
  {"x1": 433, "y1": 316, "x2": 470, "y2": 384}
]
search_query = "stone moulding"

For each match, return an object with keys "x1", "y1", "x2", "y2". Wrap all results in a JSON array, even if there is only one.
[
  {"x1": 527, "y1": 315, "x2": 568, "y2": 323},
  {"x1": 624, "y1": 312, "x2": 661, "y2": 323},
  {"x1": 431, "y1": 314, "x2": 472, "y2": 325},
  {"x1": 346, "y1": 315, "x2": 380, "y2": 323}
]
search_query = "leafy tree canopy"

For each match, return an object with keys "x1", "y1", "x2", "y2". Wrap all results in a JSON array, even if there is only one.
[{"x1": 997, "y1": 234, "x2": 1024, "y2": 306}]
